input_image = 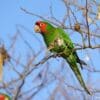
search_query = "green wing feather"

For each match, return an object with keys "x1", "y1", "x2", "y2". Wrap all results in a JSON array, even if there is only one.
[
  {"x1": 56, "y1": 27, "x2": 86, "y2": 68},
  {"x1": 56, "y1": 27, "x2": 74, "y2": 48}
]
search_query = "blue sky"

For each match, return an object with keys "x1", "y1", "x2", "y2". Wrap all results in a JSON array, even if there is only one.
[{"x1": 0, "y1": 0, "x2": 100, "y2": 99}]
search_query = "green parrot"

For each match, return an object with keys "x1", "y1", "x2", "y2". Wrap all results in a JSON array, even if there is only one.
[{"x1": 34, "y1": 20, "x2": 91, "y2": 95}]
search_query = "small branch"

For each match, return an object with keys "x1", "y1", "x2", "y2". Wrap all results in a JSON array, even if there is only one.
[
  {"x1": 20, "y1": 7, "x2": 46, "y2": 21},
  {"x1": 13, "y1": 80, "x2": 25, "y2": 100},
  {"x1": 26, "y1": 54, "x2": 58, "y2": 76},
  {"x1": 20, "y1": 7, "x2": 60, "y2": 27},
  {"x1": 16, "y1": 26, "x2": 35, "y2": 53},
  {"x1": 85, "y1": 0, "x2": 91, "y2": 47},
  {"x1": 75, "y1": 45, "x2": 100, "y2": 50}
]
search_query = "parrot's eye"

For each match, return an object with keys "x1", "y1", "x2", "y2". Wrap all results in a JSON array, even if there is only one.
[{"x1": 40, "y1": 23, "x2": 44, "y2": 27}]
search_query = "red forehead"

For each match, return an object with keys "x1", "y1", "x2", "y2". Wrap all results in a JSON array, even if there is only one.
[
  {"x1": 35, "y1": 21, "x2": 40, "y2": 24},
  {"x1": 35, "y1": 21, "x2": 43, "y2": 25}
]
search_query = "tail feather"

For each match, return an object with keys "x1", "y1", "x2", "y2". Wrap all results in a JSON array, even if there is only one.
[
  {"x1": 74, "y1": 52, "x2": 87, "y2": 69},
  {"x1": 78, "y1": 59, "x2": 87, "y2": 69},
  {"x1": 66, "y1": 57, "x2": 91, "y2": 95},
  {"x1": 79, "y1": 59, "x2": 87, "y2": 65}
]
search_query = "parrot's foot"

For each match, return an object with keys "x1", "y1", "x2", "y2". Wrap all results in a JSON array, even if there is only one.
[
  {"x1": 47, "y1": 42, "x2": 55, "y2": 51},
  {"x1": 47, "y1": 46, "x2": 54, "y2": 51},
  {"x1": 53, "y1": 52, "x2": 64, "y2": 58},
  {"x1": 53, "y1": 53, "x2": 59, "y2": 58}
]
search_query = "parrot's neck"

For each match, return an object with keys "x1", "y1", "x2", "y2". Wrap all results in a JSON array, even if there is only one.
[{"x1": 42, "y1": 26, "x2": 56, "y2": 47}]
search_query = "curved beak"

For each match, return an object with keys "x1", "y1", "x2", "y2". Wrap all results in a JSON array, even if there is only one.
[{"x1": 34, "y1": 25, "x2": 41, "y2": 33}]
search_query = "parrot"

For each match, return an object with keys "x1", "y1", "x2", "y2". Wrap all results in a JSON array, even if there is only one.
[
  {"x1": 0, "y1": 93, "x2": 11, "y2": 100},
  {"x1": 34, "y1": 20, "x2": 91, "y2": 95}
]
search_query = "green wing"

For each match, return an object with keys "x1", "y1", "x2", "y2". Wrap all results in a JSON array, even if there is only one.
[
  {"x1": 56, "y1": 27, "x2": 74, "y2": 49},
  {"x1": 56, "y1": 27, "x2": 86, "y2": 69},
  {"x1": 56, "y1": 27, "x2": 74, "y2": 48}
]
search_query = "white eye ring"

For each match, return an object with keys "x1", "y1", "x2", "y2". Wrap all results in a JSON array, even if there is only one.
[{"x1": 40, "y1": 23, "x2": 44, "y2": 27}]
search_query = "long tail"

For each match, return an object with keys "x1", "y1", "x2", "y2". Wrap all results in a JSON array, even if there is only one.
[
  {"x1": 66, "y1": 57, "x2": 91, "y2": 95},
  {"x1": 0, "y1": 54, "x2": 3, "y2": 82}
]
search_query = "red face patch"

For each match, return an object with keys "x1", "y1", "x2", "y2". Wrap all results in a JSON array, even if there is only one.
[{"x1": 35, "y1": 21, "x2": 47, "y2": 33}]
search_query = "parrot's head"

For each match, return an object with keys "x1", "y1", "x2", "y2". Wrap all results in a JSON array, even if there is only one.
[{"x1": 34, "y1": 21, "x2": 55, "y2": 34}]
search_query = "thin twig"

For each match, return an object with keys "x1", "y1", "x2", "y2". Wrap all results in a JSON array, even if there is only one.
[{"x1": 85, "y1": 0, "x2": 91, "y2": 47}]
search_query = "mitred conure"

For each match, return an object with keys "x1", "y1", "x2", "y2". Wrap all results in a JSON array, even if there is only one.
[{"x1": 34, "y1": 20, "x2": 91, "y2": 95}]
